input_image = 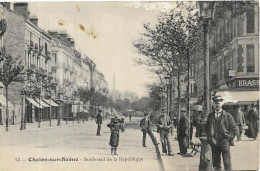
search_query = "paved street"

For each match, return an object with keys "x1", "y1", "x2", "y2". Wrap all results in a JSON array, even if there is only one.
[{"x1": 0, "y1": 117, "x2": 258, "y2": 171}]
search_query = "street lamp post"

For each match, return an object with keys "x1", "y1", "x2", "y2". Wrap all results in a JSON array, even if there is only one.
[
  {"x1": 165, "y1": 76, "x2": 170, "y2": 115},
  {"x1": 198, "y1": 2, "x2": 214, "y2": 170}
]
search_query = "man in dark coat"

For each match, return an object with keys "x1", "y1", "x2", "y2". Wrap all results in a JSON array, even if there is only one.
[
  {"x1": 140, "y1": 113, "x2": 159, "y2": 147},
  {"x1": 247, "y1": 105, "x2": 259, "y2": 140},
  {"x1": 206, "y1": 96, "x2": 238, "y2": 170},
  {"x1": 177, "y1": 108, "x2": 188, "y2": 155},
  {"x1": 96, "y1": 110, "x2": 103, "y2": 136},
  {"x1": 157, "y1": 109, "x2": 174, "y2": 156}
]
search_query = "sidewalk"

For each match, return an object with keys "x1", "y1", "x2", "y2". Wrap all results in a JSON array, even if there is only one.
[
  {"x1": 0, "y1": 119, "x2": 96, "y2": 133},
  {"x1": 154, "y1": 127, "x2": 259, "y2": 171},
  {"x1": 154, "y1": 128, "x2": 200, "y2": 171}
]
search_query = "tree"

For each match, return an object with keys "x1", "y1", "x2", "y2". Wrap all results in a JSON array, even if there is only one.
[
  {"x1": 134, "y1": 3, "x2": 203, "y2": 124},
  {"x1": 0, "y1": 49, "x2": 24, "y2": 131}
]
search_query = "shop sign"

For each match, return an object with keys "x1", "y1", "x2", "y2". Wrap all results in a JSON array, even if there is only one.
[{"x1": 236, "y1": 78, "x2": 259, "y2": 88}]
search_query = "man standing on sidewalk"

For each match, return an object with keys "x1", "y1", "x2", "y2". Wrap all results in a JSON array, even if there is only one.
[
  {"x1": 140, "y1": 113, "x2": 159, "y2": 147},
  {"x1": 206, "y1": 96, "x2": 237, "y2": 170},
  {"x1": 234, "y1": 106, "x2": 246, "y2": 141},
  {"x1": 157, "y1": 109, "x2": 174, "y2": 156},
  {"x1": 96, "y1": 110, "x2": 103, "y2": 136},
  {"x1": 177, "y1": 108, "x2": 188, "y2": 155}
]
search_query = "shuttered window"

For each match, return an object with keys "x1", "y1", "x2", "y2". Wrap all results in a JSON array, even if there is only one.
[{"x1": 247, "y1": 44, "x2": 255, "y2": 72}]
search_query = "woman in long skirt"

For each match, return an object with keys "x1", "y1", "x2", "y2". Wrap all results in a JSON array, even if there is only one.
[{"x1": 107, "y1": 115, "x2": 121, "y2": 155}]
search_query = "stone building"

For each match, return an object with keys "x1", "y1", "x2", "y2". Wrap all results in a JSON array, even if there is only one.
[{"x1": 194, "y1": 4, "x2": 259, "y2": 110}]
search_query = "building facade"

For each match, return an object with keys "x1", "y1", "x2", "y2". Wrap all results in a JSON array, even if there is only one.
[{"x1": 194, "y1": 4, "x2": 259, "y2": 108}]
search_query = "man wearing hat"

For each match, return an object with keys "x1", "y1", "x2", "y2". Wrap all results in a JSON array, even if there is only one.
[
  {"x1": 177, "y1": 108, "x2": 189, "y2": 155},
  {"x1": 140, "y1": 113, "x2": 159, "y2": 147},
  {"x1": 96, "y1": 109, "x2": 103, "y2": 136},
  {"x1": 206, "y1": 96, "x2": 237, "y2": 170},
  {"x1": 156, "y1": 108, "x2": 174, "y2": 156}
]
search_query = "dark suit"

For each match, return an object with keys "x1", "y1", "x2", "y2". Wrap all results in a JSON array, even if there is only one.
[
  {"x1": 96, "y1": 113, "x2": 102, "y2": 135},
  {"x1": 157, "y1": 115, "x2": 172, "y2": 154},
  {"x1": 140, "y1": 117, "x2": 158, "y2": 146},
  {"x1": 178, "y1": 114, "x2": 188, "y2": 154},
  {"x1": 206, "y1": 110, "x2": 238, "y2": 170}
]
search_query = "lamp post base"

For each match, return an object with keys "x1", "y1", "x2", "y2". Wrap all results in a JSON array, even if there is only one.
[{"x1": 199, "y1": 136, "x2": 212, "y2": 170}]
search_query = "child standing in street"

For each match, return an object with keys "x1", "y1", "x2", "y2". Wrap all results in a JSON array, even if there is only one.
[{"x1": 107, "y1": 115, "x2": 121, "y2": 155}]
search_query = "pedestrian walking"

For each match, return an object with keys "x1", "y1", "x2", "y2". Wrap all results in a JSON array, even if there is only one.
[
  {"x1": 107, "y1": 115, "x2": 121, "y2": 155},
  {"x1": 140, "y1": 113, "x2": 159, "y2": 147},
  {"x1": 96, "y1": 110, "x2": 103, "y2": 136},
  {"x1": 206, "y1": 96, "x2": 238, "y2": 170},
  {"x1": 177, "y1": 108, "x2": 188, "y2": 155},
  {"x1": 156, "y1": 109, "x2": 174, "y2": 156},
  {"x1": 234, "y1": 106, "x2": 246, "y2": 141},
  {"x1": 129, "y1": 113, "x2": 132, "y2": 122}
]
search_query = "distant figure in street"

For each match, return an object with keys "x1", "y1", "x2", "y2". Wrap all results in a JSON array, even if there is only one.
[
  {"x1": 234, "y1": 106, "x2": 246, "y2": 141},
  {"x1": 107, "y1": 115, "x2": 121, "y2": 155},
  {"x1": 156, "y1": 109, "x2": 174, "y2": 156},
  {"x1": 247, "y1": 105, "x2": 259, "y2": 140},
  {"x1": 140, "y1": 113, "x2": 159, "y2": 147},
  {"x1": 96, "y1": 110, "x2": 103, "y2": 136},
  {"x1": 129, "y1": 113, "x2": 132, "y2": 122},
  {"x1": 206, "y1": 96, "x2": 237, "y2": 170},
  {"x1": 177, "y1": 108, "x2": 188, "y2": 155}
]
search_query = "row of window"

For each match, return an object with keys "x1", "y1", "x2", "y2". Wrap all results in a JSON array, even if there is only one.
[{"x1": 211, "y1": 8, "x2": 256, "y2": 51}]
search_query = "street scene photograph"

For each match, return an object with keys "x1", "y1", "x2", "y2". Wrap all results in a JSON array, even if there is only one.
[{"x1": 0, "y1": 1, "x2": 259, "y2": 171}]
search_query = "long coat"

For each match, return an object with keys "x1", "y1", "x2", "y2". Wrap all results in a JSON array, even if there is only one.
[
  {"x1": 206, "y1": 110, "x2": 238, "y2": 146},
  {"x1": 247, "y1": 110, "x2": 258, "y2": 138},
  {"x1": 107, "y1": 121, "x2": 120, "y2": 147},
  {"x1": 96, "y1": 113, "x2": 102, "y2": 124},
  {"x1": 178, "y1": 114, "x2": 188, "y2": 138}
]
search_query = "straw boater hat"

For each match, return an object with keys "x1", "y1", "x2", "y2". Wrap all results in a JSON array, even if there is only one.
[{"x1": 212, "y1": 96, "x2": 224, "y2": 103}]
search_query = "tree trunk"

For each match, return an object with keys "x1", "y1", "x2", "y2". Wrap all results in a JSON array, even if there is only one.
[
  {"x1": 49, "y1": 105, "x2": 52, "y2": 127},
  {"x1": 187, "y1": 53, "x2": 191, "y2": 147},
  {"x1": 177, "y1": 72, "x2": 181, "y2": 138},
  {"x1": 57, "y1": 101, "x2": 61, "y2": 126},
  {"x1": 5, "y1": 86, "x2": 9, "y2": 131},
  {"x1": 20, "y1": 94, "x2": 26, "y2": 130}
]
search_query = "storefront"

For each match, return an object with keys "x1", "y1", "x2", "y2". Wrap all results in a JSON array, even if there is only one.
[{"x1": 213, "y1": 77, "x2": 259, "y2": 115}]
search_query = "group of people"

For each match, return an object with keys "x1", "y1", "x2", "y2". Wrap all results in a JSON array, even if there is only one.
[
  {"x1": 95, "y1": 97, "x2": 258, "y2": 170},
  {"x1": 139, "y1": 95, "x2": 258, "y2": 170},
  {"x1": 95, "y1": 109, "x2": 126, "y2": 155}
]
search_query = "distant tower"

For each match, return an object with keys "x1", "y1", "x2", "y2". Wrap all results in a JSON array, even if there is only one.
[{"x1": 113, "y1": 74, "x2": 116, "y2": 101}]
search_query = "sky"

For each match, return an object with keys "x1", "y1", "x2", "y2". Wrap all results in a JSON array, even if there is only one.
[{"x1": 27, "y1": 2, "x2": 178, "y2": 97}]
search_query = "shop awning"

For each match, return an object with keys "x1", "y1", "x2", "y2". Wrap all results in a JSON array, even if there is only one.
[
  {"x1": 215, "y1": 91, "x2": 259, "y2": 105},
  {"x1": 43, "y1": 99, "x2": 59, "y2": 107},
  {"x1": 35, "y1": 98, "x2": 50, "y2": 108},
  {"x1": 26, "y1": 98, "x2": 44, "y2": 108},
  {"x1": 0, "y1": 95, "x2": 14, "y2": 108}
]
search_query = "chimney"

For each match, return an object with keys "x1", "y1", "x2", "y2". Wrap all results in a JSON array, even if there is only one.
[
  {"x1": 71, "y1": 40, "x2": 75, "y2": 48},
  {"x1": 13, "y1": 3, "x2": 29, "y2": 19},
  {"x1": 67, "y1": 37, "x2": 72, "y2": 46},
  {"x1": 30, "y1": 16, "x2": 38, "y2": 26},
  {"x1": 48, "y1": 30, "x2": 58, "y2": 38},
  {"x1": 59, "y1": 32, "x2": 67, "y2": 43}
]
